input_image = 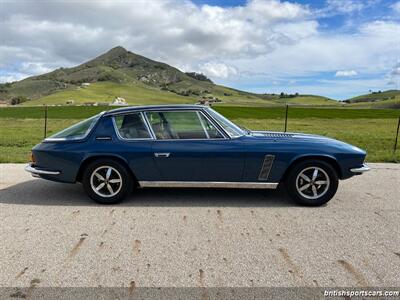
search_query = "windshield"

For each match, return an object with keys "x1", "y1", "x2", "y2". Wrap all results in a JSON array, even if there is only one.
[
  {"x1": 46, "y1": 113, "x2": 101, "y2": 141},
  {"x1": 205, "y1": 108, "x2": 245, "y2": 138}
]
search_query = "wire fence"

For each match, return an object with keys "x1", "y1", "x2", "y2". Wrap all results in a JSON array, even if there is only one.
[{"x1": 394, "y1": 116, "x2": 400, "y2": 156}]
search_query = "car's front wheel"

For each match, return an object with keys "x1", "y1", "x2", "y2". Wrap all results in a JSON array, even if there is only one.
[
  {"x1": 82, "y1": 159, "x2": 133, "y2": 204},
  {"x1": 285, "y1": 159, "x2": 338, "y2": 206}
]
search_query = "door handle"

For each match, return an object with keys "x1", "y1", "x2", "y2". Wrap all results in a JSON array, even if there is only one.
[
  {"x1": 95, "y1": 136, "x2": 111, "y2": 141},
  {"x1": 154, "y1": 152, "x2": 170, "y2": 158}
]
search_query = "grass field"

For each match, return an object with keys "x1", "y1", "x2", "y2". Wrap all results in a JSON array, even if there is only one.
[
  {"x1": 15, "y1": 81, "x2": 340, "y2": 107},
  {"x1": 22, "y1": 82, "x2": 197, "y2": 106},
  {"x1": 0, "y1": 119, "x2": 78, "y2": 163},
  {"x1": 0, "y1": 106, "x2": 399, "y2": 163},
  {"x1": 2, "y1": 105, "x2": 399, "y2": 119}
]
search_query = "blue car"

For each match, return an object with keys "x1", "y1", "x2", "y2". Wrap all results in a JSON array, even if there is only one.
[{"x1": 25, "y1": 105, "x2": 369, "y2": 206}]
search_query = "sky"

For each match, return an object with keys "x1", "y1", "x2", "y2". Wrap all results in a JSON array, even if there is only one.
[{"x1": 0, "y1": 0, "x2": 399, "y2": 100}]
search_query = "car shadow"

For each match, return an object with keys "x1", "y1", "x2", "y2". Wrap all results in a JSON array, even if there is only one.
[{"x1": 0, "y1": 179, "x2": 296, "y2": 207}]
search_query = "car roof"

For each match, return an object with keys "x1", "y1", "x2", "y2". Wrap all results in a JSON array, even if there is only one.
[{"x1": 103, "y1": 104, "x2": 207, "y2": 116}]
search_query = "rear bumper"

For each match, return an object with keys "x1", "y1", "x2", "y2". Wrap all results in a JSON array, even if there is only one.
[
  {"x1": 350, "y1": 164, "x2": 370, "y2": 174},
  {"x1": 25, "y1": 163, "x2": 60, "y2": 176}
]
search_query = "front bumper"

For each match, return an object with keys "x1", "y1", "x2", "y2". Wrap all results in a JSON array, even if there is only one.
[
  {"x1": 350, "y1": 164, "x2": 370, "y2": 174},
  {"x1": 25, "y1": 163, "x2": 60, "y2": 176}
]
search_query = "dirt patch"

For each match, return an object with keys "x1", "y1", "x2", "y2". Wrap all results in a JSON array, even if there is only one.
[{"x1": 337, "y1": 259, "x2": 368, "y2": 287}]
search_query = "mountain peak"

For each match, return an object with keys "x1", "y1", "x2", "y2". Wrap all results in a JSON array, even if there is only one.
[
  {"x1": 0, "y1": 46, "x2": 220, "y2": 102},
  {"x1": 106, "y1": 46, "x2": 128, "y2": 55},
  {"x1": 85, "y1": 46, "x2": 135, "y2": 66}
]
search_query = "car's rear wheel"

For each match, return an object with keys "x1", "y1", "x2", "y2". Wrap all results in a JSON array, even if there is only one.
[
  {"x1": 82, "y1": 159, "x2": 133, "y2": 204},
  {"x1": 285, "y1": 159, "x2": 338, "y2": 206}
]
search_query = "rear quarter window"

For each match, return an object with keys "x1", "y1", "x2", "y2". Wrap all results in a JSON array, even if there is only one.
[{"x1": 46, "y1": 114, "x2": 101, "y2": 141}]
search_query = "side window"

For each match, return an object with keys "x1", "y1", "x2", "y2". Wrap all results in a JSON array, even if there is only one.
[
  {"x1": 146, "y1": 111, "x2": 222, "y2": 140},
  {"x1": 198, "y1": 113, "x2": 224, "y2": 139},
  {"x1": 114, "y1": 113, "x2": 151, "y2": 139},
  {"x1": 47, "y1": 114, "x2": 101, "y2": 140}
]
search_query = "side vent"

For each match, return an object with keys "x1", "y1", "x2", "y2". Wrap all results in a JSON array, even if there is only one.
[{"x1": 258, "y1": 155, "x2": 275, "y2": 181}]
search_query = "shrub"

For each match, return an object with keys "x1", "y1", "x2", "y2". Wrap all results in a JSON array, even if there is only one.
[
  {"x1": 10, "y1": 96, "x2": 28, "y2": 105},
  {"x1": 185, "y1": 72, "x2": 213, "y2": 83}
]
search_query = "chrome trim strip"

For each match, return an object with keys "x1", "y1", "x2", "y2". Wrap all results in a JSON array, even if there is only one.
[
  {"x1": 142, "y1": 111, "x2": 157, "y2": 139},
  {"x1": 200, "y1": 109, "x2": 232, "y2": 139},
  {"x1": 197, "y1": 111, "x2": 210, "y2": 139},
  {"x1": 25, "y1": 164, "x2": 60, "y2": 175},
  {"x1": 106, "y1": 106, "x2": 205, "y2": 116},
  {"x1": 202, "y1": 108, "x2": 246, "y2": 139},
  {"x1": 138, "y1": 181, "x2": 279, "y2": 189},
  {"x1": 350, "y1": 164, "x2": 370, "y2": 173},
  {"x1": 197, "y1": 110, "x2": 227, "y2": 139},
  {"x1": 201, "y1": 109, "x2": 233, "y2": 139}
]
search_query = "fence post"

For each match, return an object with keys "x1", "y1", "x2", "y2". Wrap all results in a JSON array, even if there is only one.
[
  {"x1": 43, "y1": 105, "x2": 48, "y2": 139},
  {"x1": 284, "y1": 104, "x2": 288, "y2": 132},
  {"x1": 394, "y1": 116, "x2": 400, "y2": 157}
]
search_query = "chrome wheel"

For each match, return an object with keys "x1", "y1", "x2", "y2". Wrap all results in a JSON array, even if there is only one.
[
  {"x1": 295, "y1": 166, "x2": 330, "y2": 200},
  {"x1": 90, "y1": 166, "x2": 122, "y2": 198}
]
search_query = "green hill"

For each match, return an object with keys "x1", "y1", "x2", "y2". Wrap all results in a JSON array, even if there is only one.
[
  {"x1": 1, "y1": 46, "x2": 215, "y2": 101},
  {"x1": 345, "y1": 90, "x2": 400, "y2": 109},
  {"x1": 0, "y1": 46, "x2": 339, "y2": 107}
]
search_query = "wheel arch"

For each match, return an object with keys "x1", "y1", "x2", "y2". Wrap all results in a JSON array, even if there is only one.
[
  {"x1": 281, "y1": 154, "x2": 343, "y2": 181},
  {"x1": 76, "y1": 155, "x2": 139, "y2": 186}
]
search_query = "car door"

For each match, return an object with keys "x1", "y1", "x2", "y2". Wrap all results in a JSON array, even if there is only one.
[{"x1": 145, "y1": 110, "x2": 245, "y2": 182}]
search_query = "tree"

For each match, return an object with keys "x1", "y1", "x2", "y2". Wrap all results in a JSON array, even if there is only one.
[
  {"x1": 185, "y1": 72, "x2": 213, "y2": 83},
  {"x1": 10, "y1": 96, "x2": 28, "y2": 105}
]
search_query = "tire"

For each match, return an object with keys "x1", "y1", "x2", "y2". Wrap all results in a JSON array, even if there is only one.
[
  {"x1": 285, "y1": 159, "x2": 338, "y2": 206},
  {"x1": 82, "y1": 159, "x2": 133, "y2": 204}
]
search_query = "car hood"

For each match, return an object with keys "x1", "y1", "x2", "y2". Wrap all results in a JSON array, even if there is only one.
[{"x1": 250, "y1": 131, "x2": 366, "y2": 154}]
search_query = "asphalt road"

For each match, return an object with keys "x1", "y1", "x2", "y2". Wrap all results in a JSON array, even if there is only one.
[{"x1": 0, "y1": 163, "x2": 399, "y2": 292}]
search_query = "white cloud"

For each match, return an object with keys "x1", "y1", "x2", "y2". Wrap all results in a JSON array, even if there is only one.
[
  {"x1": 199, "y1": 62, "x2": 238, "y2": 79},
  {"x1": 0, "y1": 75, "x2": 25, "y2": 83},
  {"x1": 392, "y1": 1, "x2": 400, "y2": 13},
  {"x1": 391, "y1": 63, "x2": 400, "y2": 76},
  {"x1": 0, "y1": 0, "x2": 313, "y2": 75},
  {"x1": 326, "y1": 0, "x2": 365, "y2": 14},
  {"x1": 230, "y1": 20, "x2": 400, "y2": 77},
  {"x1": 0, "y1": 0, "x2": 398, "y2": 99},
  {"x1": 20, "y1": 62, "x2": 53, "y2": 75},
  {"x1": 251, "y1": 77, "x2": 391, "y2": 100},
  {"x1": 245, "y1": 0, "x2": 310, "y2": 20},
  {"x1": 315, "y1": 0, "x2": 381, "y2": 18},
  {"x1": 335, "y1": 70, "x2": 358, "y2": 77}
]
